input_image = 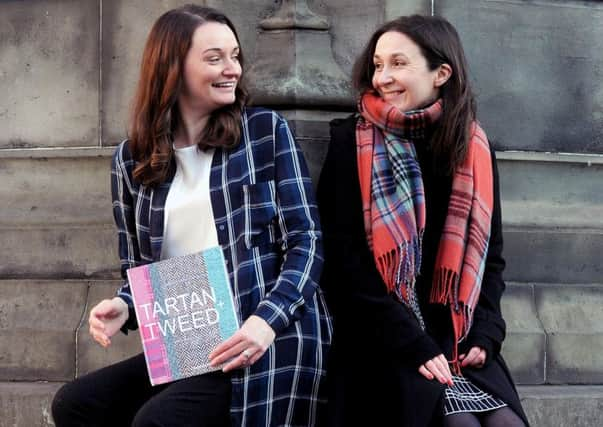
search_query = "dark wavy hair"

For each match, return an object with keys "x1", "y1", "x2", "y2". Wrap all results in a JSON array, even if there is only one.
[
  {"x1": 129, "y1": 4, "x2": 248, "y2": 187},
  {"x1": 352, "y1": 15, "x2": 476, "y2": 173}
]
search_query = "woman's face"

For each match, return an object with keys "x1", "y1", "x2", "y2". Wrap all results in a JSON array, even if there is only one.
[
  {"x1": 180, "y1": 22, "x2": 242, "y2": 114},
  {"x1": 371, "y1": 31, "x2": 445, "y2": 112}
]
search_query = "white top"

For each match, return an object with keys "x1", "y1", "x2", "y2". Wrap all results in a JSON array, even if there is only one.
[{"x1": 161, "y1": 145, "x2": 218, "y2": 260}]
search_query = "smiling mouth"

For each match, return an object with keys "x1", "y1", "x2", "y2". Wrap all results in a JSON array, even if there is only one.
[
  {"x1": 382, "y1": 90, "x2": 404, "y2": 97},
  {"x1": 212, "y1": 82, "x2": 236, "y2": 88}
]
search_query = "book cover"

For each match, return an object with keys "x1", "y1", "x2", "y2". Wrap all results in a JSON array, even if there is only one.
[{"x1": 127, "y1": 246, "x2": 239, "y2": 386}]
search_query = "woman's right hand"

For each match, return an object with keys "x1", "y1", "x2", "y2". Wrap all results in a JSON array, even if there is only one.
[
  {"x1": 418, "y1": 354, "x2": 454, "y2": 386},
  {"x1": 88, "y1": 297, "x2": 129, "y2": 348}
]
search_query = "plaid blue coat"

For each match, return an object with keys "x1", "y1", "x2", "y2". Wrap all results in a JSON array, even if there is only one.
[{"x1": 111, "y1": 107, "x2": 332, "y2": 426}]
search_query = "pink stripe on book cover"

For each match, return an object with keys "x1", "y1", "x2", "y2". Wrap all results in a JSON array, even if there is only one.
[{"x1": 127, "y1": 265, "x2": 173, "y2": 385}]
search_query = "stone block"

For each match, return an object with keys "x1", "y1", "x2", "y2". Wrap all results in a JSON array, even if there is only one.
[
  {"x1": 2, "y1": 224, "x2": 118, "y2": 279},
  {"x1": 501, "y1": 284, "x2": 545, "y2": 384},
  {"x1": 281, "y1": 110, "x2": 343, "y2": 186},
  {"x1": 535, "y1": 284, "x2": 603, "y2": 333},
  {"x1": 503, "y1": 227, "x2": 603, "y2": 284},
  {"x1": 0, "y1": 154, "x2": 112, "y2": 226},
  {"x1": 77, "y1": 281, "x2": 142, "y2": 377},
  {"x1": 546, "y1": 333, "x2": 603, "y2": 384},
  {"x1": 503, "y1": 332, "x2": 546, "y2": 385},
  {"x1": 326, "y1": 0, "x2": 383, "y2": 78},
  {"x1": 535, "y1": 285, "x2": 603, "y2": 383},
  {"x1": 438, "y1": 0, "x2": 603, "y2": 153},
  {"x1": 519, "y1": 385, "x2": 603, "y2": 427},
  {"x1": 0, "y1": 382, "x2": 61, "y2": 427},
  {"x1": 247, "y1": 30, "x2": 352, "y2": 107},
  {"x1": 498, "y1": 154, "x2": 603, "y2": 228},
  {"x1": 0, "y1": 280, "x2": 87, "y2": 381},
  {"x1": 0, "y1": 0, "x2": 99, "y2": 148},
  {"x1": 386, "y1": 0, "x2": 431, "y2": 18}
]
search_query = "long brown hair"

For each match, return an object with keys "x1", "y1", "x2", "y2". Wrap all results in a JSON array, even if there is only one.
[
  {"x1": 129, "y1": 5, "x2": 248, "y2": 186},
  {"x1": 352, "y1": 15, "x2": 476, "y2": 174}
]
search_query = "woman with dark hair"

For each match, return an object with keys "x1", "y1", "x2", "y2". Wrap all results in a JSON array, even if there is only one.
[
  {"x1": 51, "y1": 5, "x2": 331, "y2": 426},
  {"x1": 318, "y1": 15, "x2": 528, "y2": 427}
]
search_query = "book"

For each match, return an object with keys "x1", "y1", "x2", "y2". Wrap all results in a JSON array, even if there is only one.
[{"x1": 127, "y1": 246, "x2": 239, "y2": 386}]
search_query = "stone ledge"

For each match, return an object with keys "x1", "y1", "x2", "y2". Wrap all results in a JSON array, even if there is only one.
[
  {"x1": 0, "y1": 381, "x2": 61, "y2": 427},
  {"x1": 0, "y1": 147, "x2": 114, "y2": 158},
  {"x1": 518, "y1": 385, "x2": 603, "y2": 427},
  {"x1": 0, "y1": 280, "x2": 88, "y2": 381},
  {"x1": 1, "y1": 225, "x2": 118, "y2": 279},
  {"x1": 498, "y1": 151, "x2": 603, "y2": 165},
  {"x1": 503, "y1": 228, "x2": 603, "y2": 283},
  {"x1": 501, "y1": 284, "x2": 545, "y2": 384},
  {"x1": 1, "y1": 382, "x2": 602, "y2": 427}
]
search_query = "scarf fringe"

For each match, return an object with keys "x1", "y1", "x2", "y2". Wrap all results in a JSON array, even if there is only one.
[
  {"x1": 377, "y1": 238, "x2": 426, "y2": 329},
  {"x1": 430, "y1": 267, "x2": 460, "y2": 308}
]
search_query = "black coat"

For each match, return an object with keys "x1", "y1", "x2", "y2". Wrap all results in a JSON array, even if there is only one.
[{"x1": 317, "y1": 115, "x2": 529, "y2": 427}]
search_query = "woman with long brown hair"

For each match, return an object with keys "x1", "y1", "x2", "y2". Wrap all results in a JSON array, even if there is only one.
[
  {"x1": 318, "y1": 15, "x2": 528, "y2": 427},
  {"x1": 51, "y1": 5, "x2": 331, "y2": 426}
]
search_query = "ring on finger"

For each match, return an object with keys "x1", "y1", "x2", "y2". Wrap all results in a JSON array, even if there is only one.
[{"x1": 242, "y1": 349, "x2": 252, "y2": 359}]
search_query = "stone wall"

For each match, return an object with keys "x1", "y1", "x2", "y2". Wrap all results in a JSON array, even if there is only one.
[{"x1": 1, "y1": 1, "x2": 603, "y2": 426}]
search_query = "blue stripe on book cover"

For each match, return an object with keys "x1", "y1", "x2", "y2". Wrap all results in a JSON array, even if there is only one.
[
  {"x1": 203, "y1": 247, "x2": 239, "y2": 339},
  {"x1": 149, "y1": 262, "x2": 181, "y2": 380}
]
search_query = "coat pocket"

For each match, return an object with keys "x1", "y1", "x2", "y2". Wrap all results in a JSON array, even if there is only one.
[{"x1": 242, "y1": 180, "x2": 277, "y2": 249}]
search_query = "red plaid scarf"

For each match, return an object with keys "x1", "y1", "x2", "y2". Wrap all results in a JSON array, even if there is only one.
[{"x1": 357, "y1": 92, "x2": 494, "y2": 371}]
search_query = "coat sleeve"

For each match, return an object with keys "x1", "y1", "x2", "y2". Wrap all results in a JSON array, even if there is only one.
[
  {"x1": 111, "y1": 141, "x2": 140, "y2": 332},
  {"x1": 252, "y1": 115, "x2": 324, "y2": 334},
  {"x1": 318, "y1": 117, "x2": 442, "y2": 368},
  {"x1": 464, "y1": 148, "x2": 507, "y2": 363}
]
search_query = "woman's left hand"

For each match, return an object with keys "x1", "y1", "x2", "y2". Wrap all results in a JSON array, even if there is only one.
[
  {"x1": 208, "y1": 315, "x2": 276, "y2": 372},
  {"x1": 459, "y1": 346, "x2": 487, "y2": 368}
]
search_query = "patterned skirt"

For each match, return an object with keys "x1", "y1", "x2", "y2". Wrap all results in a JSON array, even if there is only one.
[{"x1": 443, "y1": 375, "x2": 507, "y2": 416}]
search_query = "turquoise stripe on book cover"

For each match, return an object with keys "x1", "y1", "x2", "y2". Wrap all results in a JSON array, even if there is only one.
[{"x1": 203, "y1": 246, "x2": 238, "y2": 340}]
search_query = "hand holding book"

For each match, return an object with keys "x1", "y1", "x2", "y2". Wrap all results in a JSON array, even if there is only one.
[{"x1": 208, "y1": 315, "x2": 276, "y2": 372}]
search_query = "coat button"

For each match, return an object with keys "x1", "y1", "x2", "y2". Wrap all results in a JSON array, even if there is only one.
[{"x1": 219, "y1": 225, "x2": 225, "y2": 231}]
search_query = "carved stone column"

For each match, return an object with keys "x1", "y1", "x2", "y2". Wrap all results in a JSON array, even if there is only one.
[{"x1": 246, "y1": 0, "x2": 352, "y2": 108}]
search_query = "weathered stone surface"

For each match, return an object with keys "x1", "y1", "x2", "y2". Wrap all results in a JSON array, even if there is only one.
[
  {"x1": 0, "y1": 382, "x2": 61, "y2": 427},
  {"x1": 535, "y1": 285, "x2": 603, "y2": 333},
  {"x1": 0, "y1": 154, "x2": 112, "y2": 226},
  {"x1": 503, "y1": 228, "x2": 603, "y2": 284},
  {"x1": 535, "y1": 285, "x2": 603, "y2": 383},
  {"x1": 247, "y1": 29, "x2": 352, "y2": 107},
  {"x1": 101, "y1": 0, "x2": 202, "y2": 145},
  {"x1": 519, "y1": 385, "x2": 603, "y2": 427},
  {"x1": 501, "y1": 284, "x2": 545, "y2": 384},
  {"x1": 498, "y1": 154, "x2": 603, "y2": 228},
  {"x1": 547, "y1": 334, "x2": 603, "y2": 384},
  {"x1": 2, "y1": 225, "x2": 118, "y2": 279},
  {"x1": 386, "y1": 0, "x2": 431, "y2": 18},
  {"x1": 438, "y1": 0, "x2": 603, "y2": 153},
  {"x1": 77, "y1": 281, "x2": 142, "y2": 377},
  {"x1": 0, "y1": 0, "x2": 99, "y2": 148},
  {"x1": 312, "y1": 0, "x2": 383, "y2": 79},
  {"x1": 0, "y1": 280, "x2": 87, "y2": 381},
  {"x1": 281, "y1": 110, "x2": 344, "y2": 186}
]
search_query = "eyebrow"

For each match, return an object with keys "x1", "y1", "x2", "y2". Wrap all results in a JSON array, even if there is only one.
[
  {"x1": 373, "y1": 52, "x2": 408, "y2": 59},
  {"x1": 202, "y1": 46, "x2": 240, "y2": 54}
]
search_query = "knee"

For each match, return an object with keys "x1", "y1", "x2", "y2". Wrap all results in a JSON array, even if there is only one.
[
  {"x1": 51, "y1": 382, "x2": 78, "y2": 425},
  {"x1": 131, "y1": 402, "x2": 162, "y2": 427}
]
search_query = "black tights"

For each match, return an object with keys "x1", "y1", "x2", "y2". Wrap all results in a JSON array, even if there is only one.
[{"x1": 444, "y1": 407, "x2": 525, "y2": 427}]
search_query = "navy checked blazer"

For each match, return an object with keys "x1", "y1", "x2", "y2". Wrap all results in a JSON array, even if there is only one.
[{"x1": 111, "y1": 107, "x2": 332, "y2": 426}]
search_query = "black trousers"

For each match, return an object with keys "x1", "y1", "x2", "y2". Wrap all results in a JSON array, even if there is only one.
[{"x1": 52, "y1": 353, "x2": 231, "y2": 427}]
